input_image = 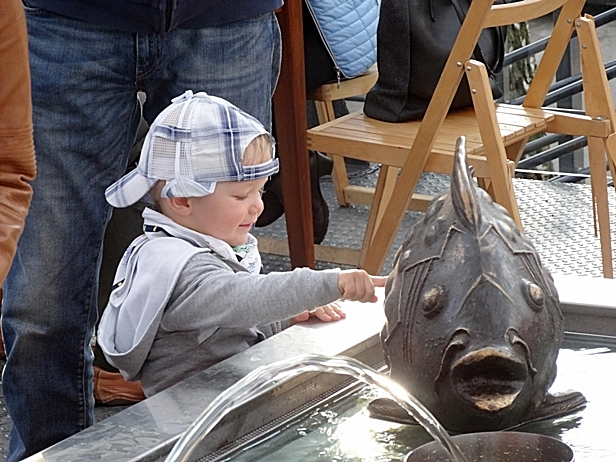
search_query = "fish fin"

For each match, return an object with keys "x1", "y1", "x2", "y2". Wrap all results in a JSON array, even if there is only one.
[
  {"x1": 451, "y1": 136, "x2": 481, "y2": 231},
  {"x1": 508, "y1": 391, "x2": 587, "y2": 429},
  {"x1": 528, "y1": 391, "x2": 587, "y2": 421},
  {"x1": 367, "y1": 397, "x2": 420, "y2": 426}
]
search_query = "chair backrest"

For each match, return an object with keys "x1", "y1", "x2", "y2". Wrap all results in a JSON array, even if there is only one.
[
  {"x1": 361, "y1": 0, "x2": 591, "y2": 274},
  {"x1": 496, "y1": 0, "x2": 586, "y2": 108},
  {"x1": 415, "y1": 0, "x2": 584, "y2": 164}
]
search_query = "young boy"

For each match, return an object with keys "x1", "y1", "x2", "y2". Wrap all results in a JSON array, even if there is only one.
[{"x1": 98, "y1": 91, "x2": 386, "y2": 397}]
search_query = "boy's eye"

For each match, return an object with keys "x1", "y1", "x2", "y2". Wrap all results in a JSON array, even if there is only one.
[{"x1": 234, "y1": 188, "x2": 265, "y2": 200}]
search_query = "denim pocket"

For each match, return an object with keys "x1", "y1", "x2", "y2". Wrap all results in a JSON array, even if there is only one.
[{"x1": 22, "y1": 3, "x2": 48, "y2": 15}]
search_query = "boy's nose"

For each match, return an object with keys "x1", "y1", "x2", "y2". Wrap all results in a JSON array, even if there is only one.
[{"x1": 250, "y1": 196, "x2": 265, "y2": 216}]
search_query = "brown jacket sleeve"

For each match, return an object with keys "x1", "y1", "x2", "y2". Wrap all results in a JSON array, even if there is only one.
[{"x1": 0, "y1": 0, "x2": 37, "y2": 286}]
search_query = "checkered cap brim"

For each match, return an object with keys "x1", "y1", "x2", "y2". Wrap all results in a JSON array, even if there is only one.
[{"x1": 106, "y1": 91, "x2": 278, "y2": 208}]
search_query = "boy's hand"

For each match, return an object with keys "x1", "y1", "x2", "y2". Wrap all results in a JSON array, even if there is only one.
[
  {"x1": 338, "y1": 269, "x2": 387, "y2": 303},
  {"x1": 289, "y1": 311, "x2": 310, "y2": 325},
  {"x1": 290, "y1": 302, "x2": 347, "y2": 325},
  {"x1": 310, "y1": 302, "x2": 346, "y2": 322}
]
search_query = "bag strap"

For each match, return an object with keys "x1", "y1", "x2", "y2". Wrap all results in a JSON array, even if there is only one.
[{"x1": 448, "y1": 0, "x2": 506, "y2": 76}]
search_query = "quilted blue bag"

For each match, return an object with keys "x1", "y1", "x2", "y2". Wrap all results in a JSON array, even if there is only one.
[{"x1": 305, "y1": 0, "x2": 380, "y2": 81}]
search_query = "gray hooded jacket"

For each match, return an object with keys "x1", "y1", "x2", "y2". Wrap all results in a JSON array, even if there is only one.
[{"x1": 98, "y1": 209, "x2": 342, "y2": 396}]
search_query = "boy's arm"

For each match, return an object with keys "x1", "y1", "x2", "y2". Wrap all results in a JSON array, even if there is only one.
[{"x1": 161, "y1": 252, "x2": 343, "y2": 332}]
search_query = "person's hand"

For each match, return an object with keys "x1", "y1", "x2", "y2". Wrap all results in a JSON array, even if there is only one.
[
  {"x1": 309, "y1": 301, "x2": 346, "y2": 322},
  {"x1": 290, "y1": 302, "x2": 347, "y2": 325},
  {"x1": 337, "y1": 269, "x2": 387, "y2": 303},
  {"x1": 289, "y1": 311, "x2": 310, "y2": 325}
]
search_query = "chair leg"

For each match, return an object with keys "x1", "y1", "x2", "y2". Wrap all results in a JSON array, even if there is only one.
[
  {"x1": 577, "y1": 16, "x2": 616, "y2": 278},
  {"x1": 607, "y1": 134, "x2": 616, "y2": 186},
  {"x1": 588, "y1": 137, "x2": 613, "y2": 278},
  {"x1": 358, "y1": 166, "x2": 398, "y2": 268},
  {"x1": 466, "y1": 61, "x2": 523, "y2": 229},
  {"x1": 314, "y1": 100, "x2": 350, "y2": 206},
  {"x1": 360, "y1": 165, "x2": 424, "y2": 274}
]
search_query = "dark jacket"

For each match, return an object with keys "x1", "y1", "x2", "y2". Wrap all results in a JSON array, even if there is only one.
[{"x1": 24, "y1": 0, "x2": 284, "y2": 34}]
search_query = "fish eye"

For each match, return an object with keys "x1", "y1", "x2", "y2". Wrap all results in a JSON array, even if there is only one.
[
  {"x1": 421, "y1": 285, "x2": 447, "y2": 318},
  {"x1": 522, "y1": 279, "x2": 544, "y2": 312}
]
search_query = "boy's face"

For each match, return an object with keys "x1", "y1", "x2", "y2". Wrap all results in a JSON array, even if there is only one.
[{"x1": 187, "y1": 177, "x2": 267, "y2": 247}]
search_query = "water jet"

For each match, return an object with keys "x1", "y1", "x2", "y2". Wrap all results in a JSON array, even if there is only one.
[{"x1": 22, "y1": 275, "x2": 616, "y2": 462}]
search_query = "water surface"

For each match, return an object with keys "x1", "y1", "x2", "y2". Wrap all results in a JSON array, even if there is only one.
[{"x1": 221, "y1": 333, "x2": 616, "y2": 461}]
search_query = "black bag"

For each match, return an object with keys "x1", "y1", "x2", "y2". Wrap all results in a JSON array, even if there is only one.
[{"x1": 364, "y1": 0, "x2": 506, "y2": 122}]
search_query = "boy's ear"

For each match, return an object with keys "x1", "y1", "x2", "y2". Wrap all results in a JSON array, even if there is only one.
[{"x1": 166, "y1": 197, "x2": 191, "y2": 216}]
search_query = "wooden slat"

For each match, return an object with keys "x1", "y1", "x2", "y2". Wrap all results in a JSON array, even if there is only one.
[
  {"x1": 309, "y1": 108, "x2": 547, "y2": 144},
  {"x1": 343, "y1": 185, "x2": 433, "y2": 212},
  {"x1": 258, "y1": 237, "x2": 362, "y2": 266},
  {"x1": 486, "y1": 0, "x2": 569, "y2": 27},
  {"x1": 495, "y1": 104, "x2": 555, "y2": 119},
  {"x1": 307, "y1": 108, "x2": 548, "y2": 163},
  {"x1": 307, "y1": 64, "x2": 378, "y2": 102}
]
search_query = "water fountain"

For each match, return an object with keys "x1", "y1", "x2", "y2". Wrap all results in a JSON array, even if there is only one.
[
  {"x1": 163, "y1": 354, "x2": 574, "y2": 462},
  {"x1": 187, "y1": 327, "x2": 613, "y2": 462},
  {"x1": 23, "y1": 274, "x2": 616, "y2": 462}
]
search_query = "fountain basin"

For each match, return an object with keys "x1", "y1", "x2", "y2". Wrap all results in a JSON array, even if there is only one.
[
  {"x1": 405, "y1": 431, "x2": 574, "y2": 462},
  {"x1": 22, "y1": 274, "x2": 616, "y2": 461}
]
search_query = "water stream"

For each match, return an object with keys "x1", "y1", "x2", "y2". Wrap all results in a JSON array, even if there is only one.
[
  {"x1": 220, "y1": 334, "x2": 615, "y2": 461},
  {"x1": 164, "y1": 354, "x2": 470, "y2": 462}
]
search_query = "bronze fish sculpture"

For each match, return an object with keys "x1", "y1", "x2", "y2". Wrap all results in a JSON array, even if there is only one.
[{"x1": 369, "y1": 136, "x2": 586, "y2": 432}]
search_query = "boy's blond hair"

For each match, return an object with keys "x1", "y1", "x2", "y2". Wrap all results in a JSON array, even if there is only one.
[{"x1": 243, "y1": 134, "x2": 275, "y2": 167}]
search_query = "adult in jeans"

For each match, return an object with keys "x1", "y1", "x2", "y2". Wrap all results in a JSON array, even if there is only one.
[
  {"x1": 2, "y1": 2, "x2": 281, "y2": 460},
  {"x1": 0, "y1": 0, "x2": 36, "y2": 287}
]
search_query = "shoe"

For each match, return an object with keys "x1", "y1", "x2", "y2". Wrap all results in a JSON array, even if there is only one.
[
  {"x1": 314, "y1": 151, "x2": 333, "y2": 177},
  {"x1": 255, "y1": 175, "x2": 285, "y2": 227},
  {"x1": 310, "y1": 151, "x2": 330, "y2": 244},
  {"x1": 93, "y1": 365, "x2": 146, "y2": 406},
  {"x1": 255, "y1": 151, "x2": 331, "y2": 244}
]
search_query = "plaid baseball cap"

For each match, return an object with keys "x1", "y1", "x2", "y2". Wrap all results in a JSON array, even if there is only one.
[{"x1": 105, "y1": 90, "x2": 279, "y2": 208}]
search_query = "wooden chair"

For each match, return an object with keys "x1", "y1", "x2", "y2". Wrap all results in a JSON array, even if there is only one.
[
  {"x1": 307, "y1": 0, "x2": 616, "y2": 277},
  {"x1": 258, "y1": 65, "x2": 379, "y2": 266},
  {"x1": 308, "y1": 64, "x2": 378, "y2": 207}
]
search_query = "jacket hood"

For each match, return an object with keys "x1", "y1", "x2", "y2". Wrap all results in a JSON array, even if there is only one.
[{"x1": 97, "y1": 209, "x2": 230, "y2": 380}]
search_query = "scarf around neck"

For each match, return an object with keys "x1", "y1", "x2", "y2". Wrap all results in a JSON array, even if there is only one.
[{"x1": 142, "y1": 208, "x2": 262, "y2": 275}]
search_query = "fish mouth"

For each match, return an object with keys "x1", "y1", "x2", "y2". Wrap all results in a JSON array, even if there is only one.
[{"x1": 451, "y1": 348, "x2": 528, "y2": 412}]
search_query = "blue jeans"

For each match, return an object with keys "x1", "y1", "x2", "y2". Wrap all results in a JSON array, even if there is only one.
[{"x1": 2, "y1": 7, "x2": 281, "y2": 461}]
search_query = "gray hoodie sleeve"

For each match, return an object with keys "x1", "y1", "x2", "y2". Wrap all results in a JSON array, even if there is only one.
[{"x1": 161, "y1": 252, "x2": 342, "y2": 333}]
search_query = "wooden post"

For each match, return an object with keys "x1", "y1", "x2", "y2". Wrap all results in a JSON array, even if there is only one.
[{"x1": 273, "y1": 1, "x2": 315, "y2": 269}]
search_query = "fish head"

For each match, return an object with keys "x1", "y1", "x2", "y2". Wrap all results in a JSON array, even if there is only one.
[{"x1": 381, "y1": 137, "x2": 564, "y2": 432}]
